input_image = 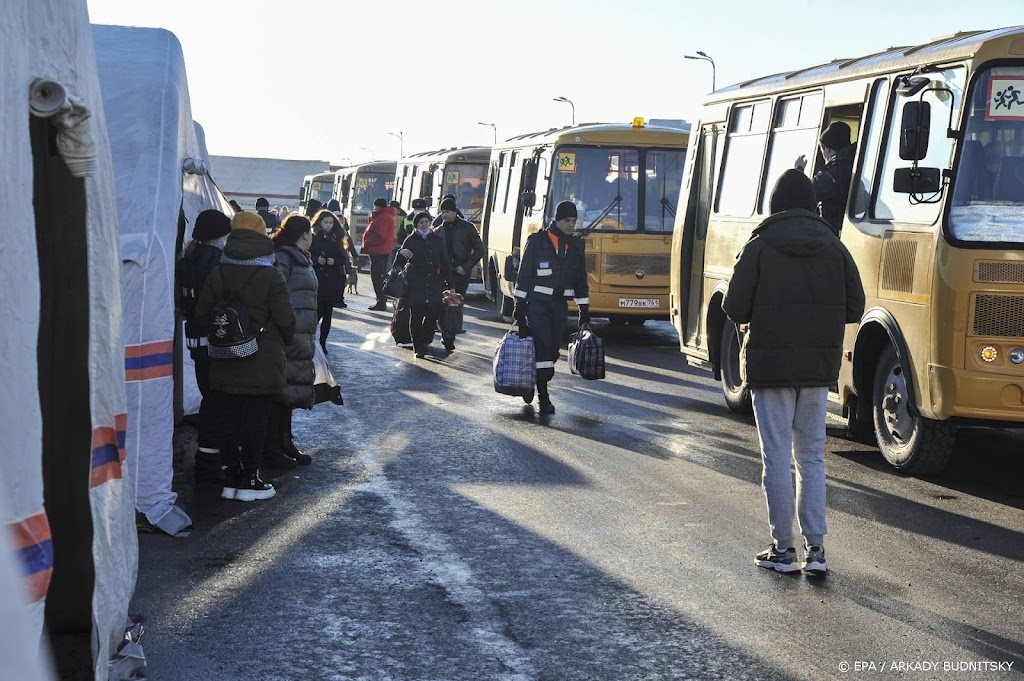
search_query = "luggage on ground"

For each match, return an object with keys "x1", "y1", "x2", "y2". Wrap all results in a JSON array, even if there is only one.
[
  {"x1": 569, "y1": 323, "x2": 605, "y2": 380},
  {"x1": 390, "y1": 299, "x2": 413, "y2": 346},
  {"x1": 438, "y1": 290, "x2": 464, "y2": 336},
  {"x1": 493, "y1": 327, "x2": 535, "y2": 396}
]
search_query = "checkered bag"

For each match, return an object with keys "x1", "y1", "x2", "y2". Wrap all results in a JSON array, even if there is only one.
[
  {"x1": 493, "y1": 327, "x2": 535, "y2": 397},
  {"x1": 569, "y1": 323, "x2": 605, "y2": 380}
]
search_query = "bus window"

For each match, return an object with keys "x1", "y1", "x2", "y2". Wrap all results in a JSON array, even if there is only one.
[
  {"x1": 873, "y1": 67, "x2": 965, "y2": 223},
  {"x1": 949, "y1": 66, "x2": 1024, "y2": 243},
  {"x1": 443, "y1": 163, "x2": 488, "y2": 220},
  {"x1": 759, "y1": 92, "x2": 823, "y2": 214},
  {"x1": 492, "y1": 152, "x2": 505, "y2": 212},
  {"x1": 644, "y1": 149, "x2": 687, "y2": 232},
  {"x1": 549, "y1": 146, "x2": 640, "y2": 231},
  {"x1": 351, "y1": 172, "x2": 393, "y2": 212},
  {"x1": 850, "y1": 79, "x2": 888, "y2": 221},
  {"x1": 716, "y1": 101, "x2": 771, "y2": 216}
]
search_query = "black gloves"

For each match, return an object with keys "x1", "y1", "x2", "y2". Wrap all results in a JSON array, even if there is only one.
[
  {"x1": 513, "y1": 302, "x2": 530, "y2": 338},
  {"x1": 578, "y1": 303, "x2": 591, "y2": 329}
]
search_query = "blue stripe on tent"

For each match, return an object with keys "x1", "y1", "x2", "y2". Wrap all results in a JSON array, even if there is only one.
[
  {"x1": 17, "y1": 539, "x2": 54, "y2": 577},
  {"x1": 124, "y1": 352, "x2": 174, "y2": 371},
  {"x1": 91, "y1": 443, "x2": 120, "y2": 468}
]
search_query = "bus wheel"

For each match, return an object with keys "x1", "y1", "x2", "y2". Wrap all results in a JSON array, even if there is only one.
[
  {"x1": 626, "y1": 317, "x2": 647, "y2": 326},
  {"x1": 608, "y1": 315, "x2": 628, "y2": 327},
  {"x1": 719, "y1": 320, "x2": 752, "y2": 415},
  {"x1": 492, "y1": 265, "x2": 513, "y2": 319},
  {"x1": 871, "y1": 344, "x2": 955, "y2": 475}
]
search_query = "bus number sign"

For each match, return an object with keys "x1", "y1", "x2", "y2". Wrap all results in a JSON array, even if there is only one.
[
  {"x1": 312, "y1": 182, "x2": 322, "y2": 191},
  {"x1": 987, "y1": 77, "x2": 1024, "y2": 121},
  {"x1": 357, "y1": 178, "x2": 368, "y2": 189},
  {"x1": 558, "y1": 152, "x2": 577, "y2": 173},
  {"x1": 446, "y1": 171, "x2": 460, "y2": 185}
]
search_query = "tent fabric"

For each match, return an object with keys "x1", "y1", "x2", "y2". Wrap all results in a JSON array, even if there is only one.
[
  {"x1": 2, "y1": 1, "x2": 136, "y2": 678},
  {"x1": 94, "y1": 25, "x2": 230, "y2": 534}
]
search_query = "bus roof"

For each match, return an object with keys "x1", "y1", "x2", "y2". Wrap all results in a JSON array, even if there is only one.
[
  {"x1": 710, "y1": 26, "x2": 1024, "y2": 102},
  {"x1": 304, "y1": 171, "x2": 335, "y2": 183},
  {"x1": 399, "y1": 146, "x2": 492, "y2": 163},
  {"x1": 498, "y1": 122, "x2": 689, "y2": 150},
  {"x1": 336, "y1": 160, "x2": 397, "y2": 176}
]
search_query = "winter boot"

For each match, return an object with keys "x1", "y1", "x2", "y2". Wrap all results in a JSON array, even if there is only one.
[
  {"x1": 282, "y1": 431, "x2": 312, "y2": 465},
  {"x1": 221, "y1": 465, "x2": 242, "y2": 501},
  {"x1": 194, "y1": 447, "x2": 224, "y2": 485},
  {"x1": 538, "y1": 382, "x2": 555, "y2": 414},
  {"x1": 234, "y1": 469, "x2": 275, "y2": 502},
  {"x1": 263, "y1": 442, "x2": 298, "y2": 469}
]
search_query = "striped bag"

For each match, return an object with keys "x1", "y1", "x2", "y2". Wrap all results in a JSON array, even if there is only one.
[
  {"x1": 569, "y1": 323, "x2": 605, "y2": 380},
  {"x1": 493, "y1": 327, "x2": 535, "y2": 397}
]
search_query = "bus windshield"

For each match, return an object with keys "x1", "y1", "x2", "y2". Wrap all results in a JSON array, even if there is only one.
[
  {"x1": 310, "y1": 181, "x2": 333, "y2": 205},
  {"x1": 351, "y1": 172, "x2": 394, "y2": 213},
  {"x1": 950, "y1": 65, "x2": 1024, "y2": 244},
  {"x1": 549, "y1": 147, "x2": 640, "y2": 231},
  {"x1": 443, "y1": 163, "x2": 488, "y2": 221},
  {"x1": 645, "y1": 149, "x2": 687, "y2": 232}
]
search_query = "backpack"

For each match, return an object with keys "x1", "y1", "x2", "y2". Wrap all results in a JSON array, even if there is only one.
[
  {"x1": 177, "y1": 246, "x2": 220, "y2": 348},
  {"x1": 207, "y1": 268, "x2": 261, "y2": 359}
]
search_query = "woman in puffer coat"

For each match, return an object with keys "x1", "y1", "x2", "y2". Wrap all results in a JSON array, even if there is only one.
[
  {"x1": 265, "y1": 215, "x2": 318, "y2": 467},
  {"x1": 309, "y1": 209, "x2": 348, "y2": 351}
]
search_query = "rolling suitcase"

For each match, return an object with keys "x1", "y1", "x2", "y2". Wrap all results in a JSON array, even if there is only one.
[{"x1": 390, "y1": 299, "x2": 413, "y2": 346}]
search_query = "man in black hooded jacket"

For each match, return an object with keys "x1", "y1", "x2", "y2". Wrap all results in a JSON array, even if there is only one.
[{"x1": 723, "y1": 169, "x2": 864, "y2": 577}]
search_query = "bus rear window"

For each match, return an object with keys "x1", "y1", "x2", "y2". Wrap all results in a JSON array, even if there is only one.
[{"x1": 950, "y1": 65, "x2": 1024, "y2": 244}]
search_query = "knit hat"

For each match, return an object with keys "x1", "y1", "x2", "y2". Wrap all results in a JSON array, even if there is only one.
[
  {"x1": 373, "y1": 197, "x2": 388, "y2": 208},
  {"x1": 412, "y1": 211, "x2": 433, "y2": 228},
  {"x1": 326, "y1": 199, "x2": 341, "y2": 212},
  {"x1": 411, "y1": 198, "x2": 427, "y2": 210},
  {"x1": 819, "y1": 121, "x2": 851, "y2": 151},
  {"x1": 192, "y1": 209, "x2": 232, "y2": 241},
  {"x1": 554, "y1": 200, "x2": 578, "y2": 221},
  {"x1": 769, "y1": 169, "x2": 817, "y2": 214},
  {"x1": 441, "y1": 194, "x2": 456, "y2": 202},
  {"x1": 255, "y1": 197, "x2": 270, "y2": 209},
  {"x1": 439, "y1": 197, "x2": 458, "y2": 212},
  {"x1": 231, "y1": 210, "x2": 269, "y2": 233}
]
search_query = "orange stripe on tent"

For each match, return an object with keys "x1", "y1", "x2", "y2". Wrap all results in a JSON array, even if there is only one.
[
  {"x1": 125, "y1": 364, "x2": 174, "y2": 382},
  {"x1": 91, "y1": 461, "x2": 123, "y2": 488},
  {"x1": 124, "y1": 340, "x2": 174, "y2": 358},
  {"x1": 25, "y1": 569, "x2": 53, "y2": 602},
  {"x1": 9, "y1": 514, "x2": 51, "y2": 551}
]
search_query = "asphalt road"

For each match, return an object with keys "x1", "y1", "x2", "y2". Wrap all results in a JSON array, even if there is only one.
[{"x1": 137, "y1": 286, "x2": 1024, "y2": 681}]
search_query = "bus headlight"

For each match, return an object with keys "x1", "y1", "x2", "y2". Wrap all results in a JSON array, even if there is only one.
[
  {"x1": 1010, "y1": 348, "x2": 1024, "y2": 365},
  {"x1": 980, "y1": 346, "x2": 998, "y2": 363}
]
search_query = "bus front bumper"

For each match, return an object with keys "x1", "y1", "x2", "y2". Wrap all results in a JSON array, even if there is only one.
[
  {"x1": 927, "y1": 364, "x2": 1024, "y2": 422},
  {"x1": 574, "y1": 291, "x2": 669, "y2": 318}
]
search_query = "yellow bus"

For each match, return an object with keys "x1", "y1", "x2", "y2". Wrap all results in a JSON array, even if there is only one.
[
  {"x1": 670, "y1": 27, "x2": 1024, "y2": 475},
  {"x1": 332, "y1": 161, "x2": 397, "y2": 266},
  {"x1": 299, "y1": 171, "x2": 336, "y2": 213},
  {"x1": 483, "y1": 121, "x2": 689, "y2": 323},
  {"x1": 392, "y1": 146, "x2": 491, "y2": 221}
]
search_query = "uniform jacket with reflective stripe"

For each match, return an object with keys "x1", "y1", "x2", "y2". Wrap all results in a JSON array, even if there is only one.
[{"x1": 514, "y1": 225, "x2": 589, "y2": 304}]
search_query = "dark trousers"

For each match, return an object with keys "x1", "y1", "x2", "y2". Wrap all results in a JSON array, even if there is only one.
[
  {"x1": 317, "y1": 299, "x2": 333, "y2": 347},
  {"x1": 528, "y1": 298, "x2": 568, "y2": 384},
  {"x1": 265, "y1": 402, "x2": 292, "y2": 450},
  {"x1": 370, "y1": 254, "x2": 389, "y2": 305},
  {"x1": 206, "y1": 390, "x2": 272, "y2": 472},
  {"x1": 410, "y1": 303, "x2": 444, "y2": 351},
  {"x1": 191, "y1": 349, "x2": 223, "y2": 478}
]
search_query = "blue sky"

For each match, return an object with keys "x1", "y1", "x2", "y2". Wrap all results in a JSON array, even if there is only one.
[{"x1": 85, "y1": 0, "x2": 1024, "y2": 164}]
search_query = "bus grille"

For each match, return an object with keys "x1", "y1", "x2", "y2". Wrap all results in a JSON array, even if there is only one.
[
  {"x1": 976, "y1": 261, "x2": 1024, "y2": 283},
  {"x1": 585, "y1": 254, "x2": 597, "y2": 273},
  {"x1": 602, "y1": 254, "x2": 670, "y2": 276},
  {"x1": 973, "y1": 294, "x2": 1024, "y2": 337}
]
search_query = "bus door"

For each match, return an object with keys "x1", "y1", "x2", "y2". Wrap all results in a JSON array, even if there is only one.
[{"x1": 683, "y1": 125, "x2": 722, "y2": 347}]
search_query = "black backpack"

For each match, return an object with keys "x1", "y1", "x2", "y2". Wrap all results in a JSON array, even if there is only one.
[{"x1": 208, "y1": 268, "x2": 261, "y2": 359}]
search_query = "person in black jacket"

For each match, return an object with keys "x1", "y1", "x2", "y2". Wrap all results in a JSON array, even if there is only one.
[
  {"x1": 795, "y1": 121, "x2": 856, "y2": 236},
  {"x1": 394, "y1": 212, "x2": 454, "y2": 358},
  {"x1": 723, "y1": 169, "x2": 865, "y2": 576},
  {"x1": 512, "y1": 201, "x2": 590, "y2": 414},
  {"x1": 176, "y1": 209, "x2": 232, "y2": 484},
  {"x1": 309, "y1": 209, "x2": 349, "y2": 351},
  {"x1": 435, "y1": 196, "x2": 485, "y2": 349}
]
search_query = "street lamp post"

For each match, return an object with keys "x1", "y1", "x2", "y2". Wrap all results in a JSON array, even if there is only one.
[
  {"x1": 359, "y1": 146, "x2": 374, "y2": 161},
  {"x1": 477, "y1": 121, "x2": 497, "y2": 145},
  {"x1": 386, "y1": 130, "x2": 403, "y2": 158},
  {"x1": 553, "y1": 96, "x2": 575, "y2": 126},
  {"x1": 684, "y1": 51, "x2": 716, "y2": 92}
]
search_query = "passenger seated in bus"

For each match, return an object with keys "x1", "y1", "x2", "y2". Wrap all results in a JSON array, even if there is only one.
[{"x1": 795, "y1": 121, "x2": 856, "y2": 236}]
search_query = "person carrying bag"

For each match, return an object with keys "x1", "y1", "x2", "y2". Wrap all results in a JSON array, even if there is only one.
[{"x1": 493, "y1": 322, "x2": 536, "y2": 400}]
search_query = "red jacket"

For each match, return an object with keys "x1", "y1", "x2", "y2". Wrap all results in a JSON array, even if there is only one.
[{"x1": 361, "y1": 207, "x2": 396, "y2": 256}]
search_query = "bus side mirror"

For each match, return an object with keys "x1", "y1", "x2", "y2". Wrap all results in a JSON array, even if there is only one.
[
  {"x1": 521, "y1": 190, "x2": 537, "y2": 208},
  {"x1": 899, "y1": 101, "x2": 930, "y2": 161},
  {"x1": 893, "y1": 166, "x2": 941, "y2": 194}
]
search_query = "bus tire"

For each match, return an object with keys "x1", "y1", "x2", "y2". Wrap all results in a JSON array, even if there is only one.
[
  {"x1": 608, "y1": 315, "x2": 628, "y2": 327},
  {"x1": 492, "y1": 264, "x2": 513, "y2": 319},
  {"x1": 871, "y1": 344, "x2": 955, "y2": 475},
  {"x1": 719, "y1": 319, "x2": 752, "y2": 415},
  {"x1": 626, "y1": 317, "x2": 647, "y2": 326}
]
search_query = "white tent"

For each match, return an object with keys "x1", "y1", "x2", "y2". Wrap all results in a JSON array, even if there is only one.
[
  {"x1": 2, "y1": 1, "x2": 136, "y2": 678},
  {"x1": 94, "y1": 25, "x2": 233, "y2": 536}
]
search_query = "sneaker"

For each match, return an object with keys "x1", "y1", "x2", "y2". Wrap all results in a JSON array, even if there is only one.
[
  {"x1": 234, "y1": 471, "x2": 275, "y2": 502},
  {"x1": 754, "y1": 544, "x2": 800, "y2": 573},
  {"x1": 803, "y1": 545, "x2": 828, "y2": 576}
]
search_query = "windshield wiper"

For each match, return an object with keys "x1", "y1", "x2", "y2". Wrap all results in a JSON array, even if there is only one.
[
  {"x1": 660, "y1": 196, "x2": 676, "y2": 218},
  {"x1": 583, "y1": 195, "x2": 623, "y2": 233}
]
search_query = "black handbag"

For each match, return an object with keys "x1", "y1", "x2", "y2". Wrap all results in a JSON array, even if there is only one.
[{"x1": 384, "y1": 265, "x2": 408, "y2": 299}]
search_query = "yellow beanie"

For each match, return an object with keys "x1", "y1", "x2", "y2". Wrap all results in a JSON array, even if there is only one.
[{"x1": 231, "y1": 211, "x2": 267, "y2": 234}]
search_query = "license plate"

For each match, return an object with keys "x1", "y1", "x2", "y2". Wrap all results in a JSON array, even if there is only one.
[{"x1": 618, "y1": 298, "x2": 660, "y2": 309}]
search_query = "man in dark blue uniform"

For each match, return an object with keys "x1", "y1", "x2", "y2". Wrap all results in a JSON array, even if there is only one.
[
  {"x1": 795, "y1": 121, "x2": 856, "y2": 236},
  {"x1": 512, "y1": 201, "x2": 590, "y2": 414}
]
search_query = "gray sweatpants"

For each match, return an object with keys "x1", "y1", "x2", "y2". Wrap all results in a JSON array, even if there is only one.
[{"x1": 751, "y1": 386, "x2": 828, "y2": 549}]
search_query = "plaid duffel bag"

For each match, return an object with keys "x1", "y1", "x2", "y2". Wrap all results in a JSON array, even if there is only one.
[
  {"x1": 493, "y1": 328, "x2": 535, "y2": 397},
  {"x1": 568, "y1": 323, "x2": 605, "y2": 380}
]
